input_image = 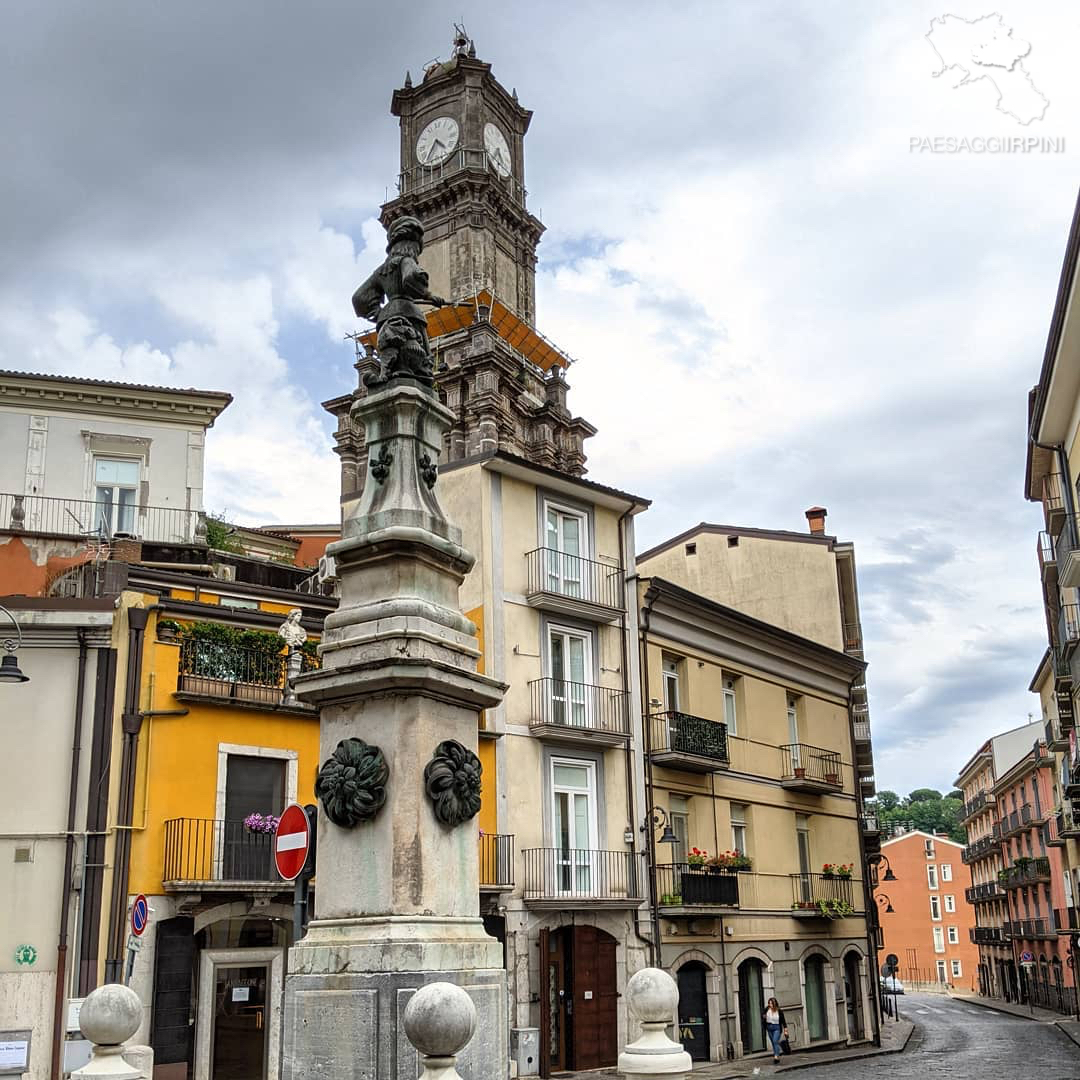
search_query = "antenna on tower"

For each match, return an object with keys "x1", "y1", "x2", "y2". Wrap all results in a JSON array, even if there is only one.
[{"x1": 452, "y1": 22, "x2": 471, "y2": 58}]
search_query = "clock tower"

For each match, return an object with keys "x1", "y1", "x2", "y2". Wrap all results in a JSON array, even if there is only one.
[{"x1": 379, "y1": 28, "x2": 544, "y2": 323}]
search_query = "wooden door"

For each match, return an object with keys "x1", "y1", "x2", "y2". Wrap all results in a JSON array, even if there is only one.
[
  {"x1": 539, "y1": 928, "x2": 551, "y2": 1078},
  {"x1": 677, "y1": 962, "x2": 710, "y2": 1061},
  {"x1": 570, "y1": 926, "x2": 618, "y2": 1070}
]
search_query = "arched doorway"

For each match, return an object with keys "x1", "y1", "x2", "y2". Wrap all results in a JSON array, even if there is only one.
[
  {"x1": 539, "y1": 925, "x2": 618, "y2": 1074},
  {"x1": 804, "y1": 955, "x2": 828, "y2": 1042},
  {"x1": 737, "y1": 958, "x2": 766, "y2": 1054},
  {"x1": 676, "y1": 962, "x2": 710, "y2": 1061},
  {"x1": 843, "y1": 952, "x2": 864, "y2": 1040}
]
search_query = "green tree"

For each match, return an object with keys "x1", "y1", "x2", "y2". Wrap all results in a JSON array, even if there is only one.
[
  {"x1": 874, "y1": 791, "x2": 901, "y2": 812},
  {"x1": 908, "y1": 788, "x2": 943, "y2": 803}
]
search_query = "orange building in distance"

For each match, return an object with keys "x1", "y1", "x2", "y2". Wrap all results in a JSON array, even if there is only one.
[{"x1": 877, "y1": 830, "x2": 980, "y2": 990}]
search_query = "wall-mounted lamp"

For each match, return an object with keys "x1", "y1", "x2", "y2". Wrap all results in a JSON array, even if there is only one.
[
  {"x1": 0, "y1": 605, "x2": 29, "y2": 684},
  {"x1": 876, "y1": 893, "x2": 895, "y2": 914},
  {"x1": 641, "y1": 805, "x2": 680, "y2": 845}
]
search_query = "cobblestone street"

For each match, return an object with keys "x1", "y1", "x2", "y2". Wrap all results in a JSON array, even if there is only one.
[{"x1": 790, "y1": 993, "x2": 1079, "y2": 1078}]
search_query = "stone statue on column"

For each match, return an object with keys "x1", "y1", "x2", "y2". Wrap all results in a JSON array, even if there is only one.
[{"x1": 278, "y1": 608, "x2": 306, "y2": 706}]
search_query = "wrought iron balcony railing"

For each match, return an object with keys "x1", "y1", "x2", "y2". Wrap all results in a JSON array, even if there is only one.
[
  {"x1": 843, "y1": 622, "x2": 863, "y2": 654},
  {"x1": 970, "y1": 926, "x2": 1008, "y2": 946},
  {"x1": 162, "y1": 817, "x2": 280, "y2": 885},
  {"x1": 1039, "y1": 531, "x2": 1057, "y2": 578},
  {"x1": 478, "y1": 832, "x2": 514, "y2": 889},
  {"x1": 790, "y1": 873, "x2": 854, "y2": 914},
  {"x1": 960, "y1": 791, "x2": 990, "y2": 822},
  {"x1": 524, "y1": 547, "x2": 625, "y2": 611},
  {"x1": 962, "y1": 834, "x2": 998, "y2": 863},
  {"x1": 522, "y1": 848, "x2": 644, "y2": 903},
  {"x1": 648, "y1": 711, "x2": 729, "y2": 767},
  {"x1": 965, "y1": 882, "x2": 1006, "y2": 903},
  {"x1": 1, "y1": 491, "x2": 206, "y2": 545},
  {"x1": 655, "y1": 863, "x2": 740, "y2": 908},
  {"x1": 779, "y1": 744, "x2": 843, "y2": 788},
  {"x1": 1044, "y1": 472, "x2": 1066, "y2": 526},
  {"x1": 528, "y1": 678, "x2": 629, "y2": 739},
  {"x1": 177, "y1": 638, "x2": 319, "y2": 705},
  {"x1": 1002, "y1": 856, "x2": 1051, "y2": 888},
  {"x1": 861, "y1": 811, "x2": 880, "y2": 835}
]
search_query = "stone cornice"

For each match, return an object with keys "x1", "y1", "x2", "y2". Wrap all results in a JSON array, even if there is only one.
[{"x1": 0, "y1": 370, "x2": 232, "y2": 427}]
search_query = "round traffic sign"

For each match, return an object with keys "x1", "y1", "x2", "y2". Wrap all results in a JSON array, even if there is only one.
[
  {"x1": 1021, "y1": 950, "x2": 1035, "y2": 963},
  {"x1": 275, "y1": 804, "x2": 311, "y2": 881},
  {"x1": 131, "y1": 894, "x2": 149, "y2": 937}
]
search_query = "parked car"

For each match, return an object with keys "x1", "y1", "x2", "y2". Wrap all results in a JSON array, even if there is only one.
[{"x1": 880, "y1": 975, "x2": 905, "y2": 995}]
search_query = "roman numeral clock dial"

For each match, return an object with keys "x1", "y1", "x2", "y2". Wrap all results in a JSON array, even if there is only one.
[
  {"x1": 483, "y1": 122, "x2": 511, "y2": 177},
  {"x1": 415, "y1": 116, "x2": 459, "y2": 166}
]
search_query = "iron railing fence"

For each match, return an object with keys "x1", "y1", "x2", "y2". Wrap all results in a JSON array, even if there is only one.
[
  {"x1": 960, "y1": 791, "x2": 990, "y2": 822},
  {"x1": 1059, "y1": 602, "x2": 1080, "y2": 652},
  {"x1": 522, "y1": 848, "x2": 643, "y2": 902},
  {"x1": 162, "y1": 817, "x2": 280, "y2": 883},
  {"x1": 178, "y1": 638, "x2": 319, "y2": 703},
  {"x1": 0, "y1": 491, "x2": 205, "y2": 545},
  {"x1": 779, "y1": 743, "x2": 843, "y2": 785},
  {"x1": 397, "y1": 146, "x2": 529, "y2": 206},
  {"x1": 655, "y1": 863, "x2": 740, "y2": 908},
  {"x1": 970, "y1": 926, "x2": 1008, "y2": 945},
  {"x1": 790, "y1": 872, "x2": 854, "y2": 912},
  {"x1": 962, "y1": 835, "x2": 998, "y2": 863},
  {"x1": 478, "y1": 832, "x2": 514, "y2": 888},
  {"x1": 843, "y1": 622, "x2": 863, "y2": 652},
  {"x1": 861, "y1": 811, "x2": 880, "y2": 834},
  {"x1": 524, "y1": 547, "x2": 624, "y2": 610},
  {"x1": 1043, "y1": 473, "x2": 1066, "y2": 523},
  {"x1": 965, "y1": 882, "x2": 1006, "y2": 903},
  {"x1": 527, "y1": 678, "x2": 629, "y2": 737},
  {"x1": 1039, "y1": 530, "x2": 1057, "y2": 575},
  {"x1": 648, "y1": 711, "x2": 729, "y2": 764},
  {"x1": 1002, "y1": 856, "x2": 1051, "y2": 888}
]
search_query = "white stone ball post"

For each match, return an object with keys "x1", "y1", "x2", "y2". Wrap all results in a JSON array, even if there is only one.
[
  {"x1": 72, "y1": 985, "x2": 143, "y2": 1080},
  {"x1": 617, "y1": 968, "x2": 692, "y2": 1077},
  {"x1": 403, "y1": 982, "x2": 477, "y2": 1080}
]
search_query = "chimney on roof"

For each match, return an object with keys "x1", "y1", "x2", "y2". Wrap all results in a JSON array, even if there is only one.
[{"x1": 805, "y1": 506, "x2": 827, "y2": 535}]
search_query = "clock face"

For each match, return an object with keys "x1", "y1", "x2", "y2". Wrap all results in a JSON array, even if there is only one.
[
  {"x1": 416, "y1": 116, "x2": 459, "y2": 166},
  {"x1": 483, "y1": 122, "x2": 512, "y2": 177}
]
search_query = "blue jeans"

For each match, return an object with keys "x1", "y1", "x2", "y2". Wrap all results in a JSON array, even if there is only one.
[{"x1": 766, "y1": 1023, "x2": 783, "y2": 1056}]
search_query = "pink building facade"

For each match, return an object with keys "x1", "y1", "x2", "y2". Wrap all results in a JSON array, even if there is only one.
[{"x1": 995, "y1": 740, "x2": 1073, "y2": 1007}]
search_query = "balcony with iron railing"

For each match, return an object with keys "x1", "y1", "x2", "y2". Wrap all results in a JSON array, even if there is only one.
[
  {"x1": 790, "y1": 873, "x2": 855, "y2": 918},
  {"x1": 1058, "y1": 526, "x2": 1080, "y2": 590},
  {"x1": 965, "y1": 882, "x2": 1006, "y2": 903},
  {"x1": 524, "y1": 548, "x2": 625, "y2": 621},
  {"x1": 478, "y1": 833, "x2": 515, "y2": 890},
  {"x1": 527, "y1": 678, "x2": 630, "y2": 747},
  {"x1": 960, "y1": 790, "x2": 990, "y2": 823},
  {"x1": 779, "y1": 744, "x2": 843, "y2": 793},
  {"x1": 522, "y1": 848, "x2": 644, "y2": 907},
  {"x1": 1008, "y1": 914, "x2": 1059, "y2": 940},
  {"x1": 962, "y1": 835, "x2": 999, "y2": 863},
  {"x1": 1046, "y1": 715, "x2": 1069, "y2": 751},
  {"x1": 970, "y1": 926, "x2": 1008, "y2": 946},
  {"x1": 1001, "y1": 856, "x2": 1051, "y2": 888},
  {"x1": 1044, "y1": 472, "x2": 1066, "y2": 529},
  {"x1": 1039, "y1": 530, "x2": 1058, "y2": 580},
  {"x1": 0, "y1": 491, "x2": 206, "y2": 545},
  {"x1": 648, "y1": 711, "x2": 729, "y2": 773},
  {"x1": 177, "y1": 638, "x2": 319, "y2": 708},
  {"x1": 162, "y1": 818, "x2": 283, "y2": 890},
  {"x1": 843, "y1": 622, "x2": 863, "y2": 655},
  {"x1": 1056, "y1": 808, "x2": 1080, "y2": 840},
  {"x1": 1000, "y1": 805, "x2": 1033, "y2": 838},
  {"x1": 1065, "y1": 766, "x2": 1080, "y2": 800},
  {"x1": 655, "y1": 863, "x2": 740, "y2": 912}
]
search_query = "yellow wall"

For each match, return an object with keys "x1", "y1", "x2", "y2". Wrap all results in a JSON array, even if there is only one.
[{"x1": 127, "y1": 607, "x2": 321, "y2": 896}]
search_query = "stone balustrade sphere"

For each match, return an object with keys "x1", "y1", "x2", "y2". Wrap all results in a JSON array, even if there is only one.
[
  {"x1": 403, "y1": 982, "x2": 477, "y2": 1058},
  {"x1": 79, "y1": 984, "x2": 142, "y2": 1047},
  {"x1": 625, "y1": 968, "x2": 679, "y2": 1024}
]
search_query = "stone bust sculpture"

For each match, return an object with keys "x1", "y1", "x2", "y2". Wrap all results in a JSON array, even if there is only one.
[
  {"x1": 351, "y1": 215, "x2": 446, "y2": 389},
  {"x1": 278, "y1": 608, "x2": 307, "y2": 650}
]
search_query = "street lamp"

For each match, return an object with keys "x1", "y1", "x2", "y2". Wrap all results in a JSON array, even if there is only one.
[
  {"x1": 0, "y1": 605, "x2": 29, "y2": 684},
  {"x1": 867, "y1": 852, "x2": 897, "y2": 883},
  {"x1": 876, "y1": 893, "x2": 895, "y2": 914},
  {"x1": 642, "y1": 806, "x2": 680, "y2": 846}
]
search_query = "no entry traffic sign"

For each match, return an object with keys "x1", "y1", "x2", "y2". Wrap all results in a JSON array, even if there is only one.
[
  {"x1": 275, "y1": 803, "x2": 312, "y2": 881},
  {"x1": 130, "y1": 894, "x2": 149, "y2": 937}
]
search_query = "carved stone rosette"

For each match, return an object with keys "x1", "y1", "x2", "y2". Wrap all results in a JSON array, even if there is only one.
[
  {"x1": 423, "y1": 740, "x2": 482, "y2": 826},
  {"x1": 314, "y1": 737, "x2": 389, "y2": 828}
]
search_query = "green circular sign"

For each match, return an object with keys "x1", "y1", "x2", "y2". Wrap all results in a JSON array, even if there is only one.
[{"x1": 15, "y1": 944, "x2": 37, "y2": 966}]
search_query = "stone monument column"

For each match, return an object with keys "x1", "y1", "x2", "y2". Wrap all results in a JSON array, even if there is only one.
[{"x1": 282, "y1": 216, "x2": 508, "y2": 1080}]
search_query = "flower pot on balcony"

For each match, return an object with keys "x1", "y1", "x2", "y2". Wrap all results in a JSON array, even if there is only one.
[
  {"x1": 180, "y1": 674, "x2": 234, "y2": 698},
  {"x1": 794, "y1": 767, "x2": 806, "y2": 779},
  {"x1": 235, "y1": 681, "x2": 282, "y2": 705},
  {"x1": 824, "y1": 772, "x2": 840, "y2": 785}
]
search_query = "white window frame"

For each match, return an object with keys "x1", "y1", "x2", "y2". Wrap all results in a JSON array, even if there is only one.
[
  {"x1": 927, "y1": 864, "x2": 938, "y2": 890},
  {"x1": 546, "y1": 623, "x2": 594, "y2": 728},
  {"x1": 92, "y1": 454, "x2": 141, "y2": 536},
  {"x1": 731, "y1": 803, "x2": 748, "y2": 855},
  {"x1": 944, "y1": 894, "x2": 956, "y2": 913},
  {"x1": 950, "y1": 959, "x2": 962, "y2": 978},
  {"x1": 543, "y1": 499, "x2": 590, "y2": 599},
  {"x1": 787, "y1": 695, "x2": 801, "y2": 767},
  {"x1": 930, "y1": 895, "x2": 941, "y2": 920},
  {"x1": 549, "y1": 756, "x2": 599, "y2": 895},
  {"x1": 925, "y1": 838, "x2": 935, "y2": 858},
  {"x1": 723, "y1": 676, "x2": 738, "y2": 736},
  {"x1": 662, "y1": 656, "x2": 682, "y2": 713},
  {"x1": 940, "y1": 863, "x2": 952, "y2": 882},
  {"x1": 932, "y1": 927, "x2": 945, "y2": 954},
  {"x1": 947, "y1": 926, "x2": 959, "y2": 944}
]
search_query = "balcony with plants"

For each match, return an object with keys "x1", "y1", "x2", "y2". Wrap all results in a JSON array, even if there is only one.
[
  {"x1": 655, "y1": 854, "x2": 740, "y2": 913},
  {"x1": 175, "y1": 622, "x2": 320, "y2": 708},
  {"x1": 779, "y1": 744, "x2": 843, "y2": 794},
  {"x1": 999, "y1": 855, "x2": 1051, "y2": 889},
  {"x1": 789, "y1": 870, "x2": 855, "y2": 919}
]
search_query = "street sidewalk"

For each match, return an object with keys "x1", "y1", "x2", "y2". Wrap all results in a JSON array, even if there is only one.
[
  {"x1": 557, "y1": 1019, "x2": 914, "y2": 1079},
  {"x1": 948, "y1": 990, "x2": 1080, "y2": 1048}
]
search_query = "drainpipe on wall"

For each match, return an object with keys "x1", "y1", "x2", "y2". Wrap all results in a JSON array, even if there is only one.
[
  {"x1": 638, "y1": 580, "x2": 660, "y2": 966},
  {"x1": 104, "y1": 607, "x2": 149, "y2": 982},
  {"x1": 50, "y1": 630, "x2": 89, "y2": 1080}
]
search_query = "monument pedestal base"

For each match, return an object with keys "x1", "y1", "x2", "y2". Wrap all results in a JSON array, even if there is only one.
[{"x1": 281, "y1": 918, "x2": 506, "y2": 1080}]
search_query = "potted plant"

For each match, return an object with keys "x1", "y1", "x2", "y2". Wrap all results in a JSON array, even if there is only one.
[
  {"x1": 794, "y1": 765, "x2": 807, "y2": 779},
  {"x1": 243, "y1": 812, "x2": 280, "y2": 834},
  {"x1": 686, "y1": 847, "x2": 708, "y2": 868},
  {"x1": 824, "y1": 768, "x2": 840, "y2": 785},
  {"x1": 836, "y1": 863, "x2": 853, "y2": 879},
  {"x1": 157, "y1": 619, "x2": 181, "y2": 643},
  {"x1": 822, "y1": 862, "x2": 836, "y2": 879}
]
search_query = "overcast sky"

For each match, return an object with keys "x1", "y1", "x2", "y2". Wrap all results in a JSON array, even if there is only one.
[{"x1": 2, "y1": 2, "x2": 1077, "y2": 796}]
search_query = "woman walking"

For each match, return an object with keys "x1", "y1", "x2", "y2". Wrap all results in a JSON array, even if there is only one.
[{"x1": 761, "y1": 997, "x2": 788, "y2": 1064}]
